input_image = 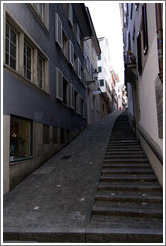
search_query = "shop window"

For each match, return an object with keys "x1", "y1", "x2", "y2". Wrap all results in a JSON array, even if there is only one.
[
  {"x1": 10, "y1": 116, "x2": 32, "y2": 162},
  {"x1": 60, "y1": 128, "x2": 65, "y2": 143},
  {"x1": 53, "y1": 127, "x2": 59, "y2": 144},
  {"x1": 43, "y1": 124, "x2": 49, "y2": 144}
]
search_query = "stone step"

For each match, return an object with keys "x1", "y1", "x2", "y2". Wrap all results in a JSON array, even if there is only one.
[
  {"x1": 95, "y1": 194, "x2": 163, "y2": 203},
  {"x1": 102, "y1": 169, "x2": 153, "y2": 174},
  {"x1": 103, "y1": 163, "x2": 151, "y2": 168},
  {"x1": 96, "y1": 189, "x2": 163, "y2": 197},
  {"x1": 110, "y1": 140, "x2": 139, "y2": 143},
  {"x1": 105, "y1": 154, "x2": 146, "y2": 159},
  {"x1": 100, "y1": 175, "x2": 157, "y2": 182},
  {"x1": 92, "y1": 207, "x2": 163, "y2": 218},
  {"x1": 94, "y1": 200, "x2": 163, "y2": 210},
  {"x1": 88, "y1": 217, "x2": 163, "y2": 231},
  {"x1": 104, "y1": 158, "x2": 149, "y2": 163},
  {"x1": 98, "y1": 183, "x2": 162, "y2": 191}
]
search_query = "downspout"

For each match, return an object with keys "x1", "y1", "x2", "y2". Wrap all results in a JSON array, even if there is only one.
[{"x1": 155, "y1": 3, "x2": 163, "y2": 83}]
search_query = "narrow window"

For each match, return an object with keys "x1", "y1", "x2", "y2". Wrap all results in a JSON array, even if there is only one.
[
  {"x1": 98, "y1": 54, "x2": 101, "y2": 60},
  {"x1": 24, "y1": 42, "x2": 32, "y2": 80},
  {"x1": 137, "y1": 32, "x2": 142, "y2": 75},
  {"x1": 37, "y1": 55, "x2": 44, "y2": 88},
  {"x1": 100, "y1": 79, "x2": 104, "y2": 87},
  {"x1": 5, "y1": 23, "x2": 17, "y2": 70},
  {"x1": 142, "y1": 3, "x2": 148, "y2": 54},
  {"x1": 98, "y1": 67, "x2": 102, "y2": 73}
]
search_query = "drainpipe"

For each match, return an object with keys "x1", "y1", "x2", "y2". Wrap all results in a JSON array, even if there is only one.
[{"x1": 155, "y1": 3, "x2": 163, "y2": 83}]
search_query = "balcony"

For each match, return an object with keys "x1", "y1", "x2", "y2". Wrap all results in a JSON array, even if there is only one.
[{"x1": 124, "y1": 50, "x2": 137, "y2": 86}]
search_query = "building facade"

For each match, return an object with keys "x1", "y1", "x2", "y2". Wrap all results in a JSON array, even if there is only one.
[
  {"x1": 97, "y1": 37, "x2": 113, "y2": 113},
  {"x1": 3, "y1": 3, "x2": 97, "y2": 193},
  {"x1": 120, "y1": 3, "x2": 163, "y2": 185}
]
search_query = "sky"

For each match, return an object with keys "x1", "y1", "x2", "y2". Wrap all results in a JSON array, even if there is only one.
[{"x1": 85, "y1": 1, "x2": 124, "y2": 84}]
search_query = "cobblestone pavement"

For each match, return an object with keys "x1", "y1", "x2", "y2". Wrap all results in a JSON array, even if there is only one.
[{"x1": 3, "y1": 110, "x2": 123, "y2": 243}]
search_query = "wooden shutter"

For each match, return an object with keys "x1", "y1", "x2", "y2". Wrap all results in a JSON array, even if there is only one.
[
  {"x1": 55, "y1": 13, "x2": 62, "y2": 48},
  {"x1": 76, "y1": 24, "x2": 80, "y2": 44},
  {"x1": 142, "y1": 3, "x2": 148, "y2": 54},
  {"x1": 68, "y1": 40, "x2": 74, "y2": 67},
  {"x1": 55, "y1": 67, "x2": 63, "y2": 101},
  {"x1": 83, "y1": 101, "x2": 87, "y2": 119},
  {"x1": 70, "y1": 83, "x2": 75, "y2": 109},
  {"x1": 137, "y1": 32, "x2": 142, "y2": 75},
  {"x1": 68, "y1": 3, "x2": 73, "y2": 26},
  {"x1": 76, "y1": 94, "x2": 81, "y2": 114},
  {"x1": 77, "y1": 58, "x2": 81, "y2": 79}
]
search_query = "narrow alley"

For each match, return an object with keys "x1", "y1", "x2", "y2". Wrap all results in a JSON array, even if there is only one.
[
  {"x1": 3, "y1": 2, "x2": 164, "y2": 245},
  {"x1": 3, "y1": 110, "x2": 163, "y2": 243}
]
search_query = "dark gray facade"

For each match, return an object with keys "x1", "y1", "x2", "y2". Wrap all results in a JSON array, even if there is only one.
[{"x1": 3, "y1": 3, "x2": 93, "y2": 192}]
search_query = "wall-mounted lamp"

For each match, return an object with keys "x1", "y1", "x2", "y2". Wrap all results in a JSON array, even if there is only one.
[{"x1": 84, "y1": 69, "x2": 99, "y2": 86}]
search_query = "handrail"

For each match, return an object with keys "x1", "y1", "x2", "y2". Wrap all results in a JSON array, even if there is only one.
[{"x1": 137, "y1": 127, "x2": 163, "y2": 165}]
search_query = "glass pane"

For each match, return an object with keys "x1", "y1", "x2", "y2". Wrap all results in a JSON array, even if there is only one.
[
  {"x1": 24, "y1": 43, "x2": 27, "y2": 54},
  {"x1": 24, "y1": 68, "x2": 27, "y2": 77},
  {"x1": 10, "y1": 28, "x2": 16, "y2": 44},
  {"x1": 5, "y1": 53, "x2": 9, "y2": 65},
  {"x1": 10, "y1": 56, "x2": 16, "y2": 70},
  {"x1": 10, "y1": 42, "x2": 16, "y2": 58},
  {"x1": 27, "y1": 58, "x2": 31, "y2": 70},
  {"x1": 6, "y1": 24, "x2": 9, "y2": 38},
  {"x1": 24, "y1": 55, "x2": 26, "y2": 67},
  {"x1": 27, "y1": 46, "x2": 31, "y2": 58},
  {"x1": 5, "y1": 38, "x2": 9, "y2": 53},
  {"x1": 27, "y1": 70, "x2": 31, "y2": 80}
]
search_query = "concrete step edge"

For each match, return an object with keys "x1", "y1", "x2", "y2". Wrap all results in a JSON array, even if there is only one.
[
  {"x1": 92, "y1": 207, "x2": 163, "y2": 218},
  {"x1": 95, "y1": 194, "x2": 163, "y2": 202}
]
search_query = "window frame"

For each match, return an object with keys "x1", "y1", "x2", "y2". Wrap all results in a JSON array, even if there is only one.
[{"x1": 10, "y1": 115, "x2": 33, "y2": 163}]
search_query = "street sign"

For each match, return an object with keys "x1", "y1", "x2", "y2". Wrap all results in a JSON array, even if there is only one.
[{"x1": 93, "y1": 90, "x2": 101, "y2": 95}]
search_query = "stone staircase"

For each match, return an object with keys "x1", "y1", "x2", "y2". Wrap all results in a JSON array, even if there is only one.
[{"x1": 87, "y1": 112, "x2": 163, "y2": 243}]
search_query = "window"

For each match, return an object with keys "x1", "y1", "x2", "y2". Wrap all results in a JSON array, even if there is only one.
[
  {"x1": 24, "y1": 42, "x2": 32, "y2": 81},
  {"x1": 55, "y1": 13, "x2": 62, "y2": 48},
  {"x1": 30, "y1": 3, "x2": 49, "y2": 29},
  {"x1": 62, "y1": 30, "x2": 68, "y2": 59},
  {"x1": 5, "y1": 14, "x2": 49, "y2": 93},
  {"x1": 37, "y1": 54, "x2": 44, "y2": 88},
  {"x1": 5, "y1": 23, "x2": 17, "y2": 70},
  {"x1": 98, "y1": 54, "x2": 101, "y2": 60},
  {"x1": 137, "y1": 32, "x2": 142, "y2": 75},
  {"x1": 70, "y1": 84, "x2": 75, "y2": 109},
  {"x1": 98, "y1": 66, "x2": 102, "y2": 73},
  {"x1": 68, "y1": 40, "x2": 74, "y2": 66},
  {"x1": 43, "y1": 124, "x2": 49, "y2": 144},
  {"x1": 10, "y1": 116, "x2": 32, "y2": 162},
  {"x1": 142, "y1": 3, "x2": 148, "y2": 54},
  {"x1": 99, "y1": 79, "x2": 104, "y2": 87}
]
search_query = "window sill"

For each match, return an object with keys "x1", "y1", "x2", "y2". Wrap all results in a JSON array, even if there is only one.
[
  {"x1": 4, "y1": 64, "x2": 50, "y2": 97},
  {"x1": 10, "y1": 156, "x2": 33, "y2": 165}
]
